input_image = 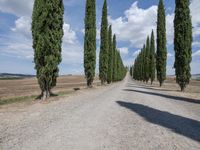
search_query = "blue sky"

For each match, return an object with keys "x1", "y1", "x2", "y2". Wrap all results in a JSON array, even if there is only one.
[{"x1": 0, "y1": 0, "x2": 199, "y2": 75}]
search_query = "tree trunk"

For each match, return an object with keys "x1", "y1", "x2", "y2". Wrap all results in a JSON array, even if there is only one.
[
  {"x1": 181, "y1": 86, "x2": 185, "y2": 92},
  {"x1": 87, "y1": 81, "x2": 93, "y2": 88},
  {"x1": 42, "y1": 90, "x2": 50, "y2": 100}
]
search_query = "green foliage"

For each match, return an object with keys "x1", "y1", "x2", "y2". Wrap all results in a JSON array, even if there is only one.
[
  {"x1": 132, "y1": 33, "x2": 155, "y2": 84},
  {"x1": 115, "y1": 50, "x2": 127, "y2": 81},
  {"x1": 112, "y1": 34, "x2": 117, "y2": 82},
  {"x1": 133, "y1": 47, "x2": 145, "y2": 81},
  {"x1": 174, "y1": 0, "x2": 192, "y2": 91},
  {"x1": 109, "y1": 35, "x2": 126, "y2": 82},
  {"x1": 99, "y1": 0, "x2": 108, "y2": 84},
  {"x1": 107, "y1": 25, "x2": 113, "y2": 84},
  {"x1": 32, "y1": 0, "x2": 64, "y2": 99},
  {"x1": 144, "y1": 36, "x2": 150, "y2": 83},
  {"x1": 0, "y1": 95, "x2": 36, "y2": 106},
  {"x1": 150, "y1": 30, "x2": 156, "y2": 84},
  {"x1": 84, "y1": 0, "x2": 96, "y2": 87},
  {"x1": 156, "y1": 0, "x2": 167, "y2": 86}
]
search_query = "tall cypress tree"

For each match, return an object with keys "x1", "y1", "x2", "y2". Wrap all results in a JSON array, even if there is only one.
[
  {"x1": 32, "y1": 0, "x2": 64, "y2": 100},
  {"x1": 156, "y1": 0, "x2": 167, "y2": 86},
  {"x1": 84, "y1": 0, "x2": 96, "y2": 87},
  {"x1": 142, "y1": 44, "x2": 146, "y2": 82},
  {"x1": 150, "y1": 30, "x2": 156, "y2": 84},
  {"x1": 145, "y1": 36, "x2": 150, "y2": 83},
  {"x1": 99, "y1": 0, "x2": 108, "y2": 85},
  {"x1": 112, "y1": 34, "x2": 116, "y2": 82},
  {"x1": 107, "y1": 25, "x2": 113, "y2": 84},
  {"x1": 174, "y1": 0, "x2": 192, "y2": 91}
]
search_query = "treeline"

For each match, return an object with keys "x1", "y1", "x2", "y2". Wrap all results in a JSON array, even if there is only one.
[
  {"x1": 130, "y1": 0, "x2": 192, "y2": 92},
  {"x1": 130, "y1": 31, "x2": 156, "y2": 85},
  {"x1": 32, "y1": 0, "x2": 126, "y2": 100},
  {"x1": 85, "y1": 0, "x2": 126, "y2": 86}
]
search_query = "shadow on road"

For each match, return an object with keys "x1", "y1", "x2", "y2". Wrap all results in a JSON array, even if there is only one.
[
  {"x1": 123, "y1": 89, "x2": 200, "y2": 104},
  {"x1": 126, "y1": 83, "x2": 176, "y2": 92},
  {"x1": 116, "y1": 101, "x2": 200, "y2": 142}
]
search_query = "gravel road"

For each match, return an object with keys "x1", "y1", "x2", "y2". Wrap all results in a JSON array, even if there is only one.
[{"x1": 0, "y1": 74, "x2": 200, "y2": 150}]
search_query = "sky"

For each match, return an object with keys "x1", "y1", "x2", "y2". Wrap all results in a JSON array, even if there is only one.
[{"x1": 0, "y1": 0, "x2": 200, "y2": 75}]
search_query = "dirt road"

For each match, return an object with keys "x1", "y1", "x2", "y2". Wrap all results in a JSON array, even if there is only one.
[{"x1": 0, "y1": 74, "x2": 200, "y2": 150}]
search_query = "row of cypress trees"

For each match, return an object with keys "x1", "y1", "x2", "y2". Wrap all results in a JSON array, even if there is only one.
[
  {"x1": 85, "y1": 0, "x2": 126, "y2": 86},
  {"x1": 131, "y1": 0, "x2": 192, "y2": 91},
  {"x1": 32, "y1": 0, "x2": 126, "y2": 100},
  {"x1": 131, "y1": 31, "x2": 156, "y2": 85}
]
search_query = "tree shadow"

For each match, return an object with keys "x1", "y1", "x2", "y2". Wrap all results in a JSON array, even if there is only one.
[
  {"x1": 123, "y1": 89, "x2": 200, "y2": 104},
  {"x1": 116, "y1": 101, "x2": 200, "y2": 142},
  {"x1": 126, "y1": 83, "x2": 175, "y2": 92}
]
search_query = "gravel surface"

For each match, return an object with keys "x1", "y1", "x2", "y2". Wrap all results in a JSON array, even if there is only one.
[{"x1": 0, "y1": 74, "x2": 200, "y2": 150}]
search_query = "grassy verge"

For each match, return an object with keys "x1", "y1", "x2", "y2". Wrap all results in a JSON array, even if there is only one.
[
  {"x1": 0, "y1": 77, "x2": 24, "y2": 80},
  {"x1": 0, "y1": 90, "x2": 73, "y2": 106},
  {"x1": 0, "y1": 95, "x2": 36, "y2": 106}
]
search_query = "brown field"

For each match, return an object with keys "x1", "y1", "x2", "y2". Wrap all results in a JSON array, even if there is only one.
[
  {"x1": 0, "y1": 75, "x2": 99, "y2": 100},
  {"x1": 0, "y1": 75, "x2": 199, "y2": 104},
  {"x1": 136, "y1": 77, "x2": 200, "y2": 100}
]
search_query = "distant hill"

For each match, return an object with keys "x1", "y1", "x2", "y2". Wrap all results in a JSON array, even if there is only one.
[
  {"x1": 192, "y1": 74, "x2": 200, "y2": 80},
  {"x1": 0, "y1": 73, "x2": 35, "y2": 79}
]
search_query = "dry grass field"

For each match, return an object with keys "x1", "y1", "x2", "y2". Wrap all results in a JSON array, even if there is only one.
[
  {"x1": 135, "y1": 77, "x2": 200, "y2": 101},
  {"x1": 0, "y1": 75, "x2": 199, "y2": 106},
  {"x1": 0, "y1": 75, "x2": 99, "y2": 100}
]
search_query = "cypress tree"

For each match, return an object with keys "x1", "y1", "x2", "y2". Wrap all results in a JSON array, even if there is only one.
[
  {"x1": 142, "y1": 45, "x2": 146, "y2": 82},
  {"x1": 99, "y1": 0, "x2": 108, "y2": 85},
  {"x1": 144, "y1": 36, "x2": 150, "y2": 83},
  {"x1": 84, "y1": 0, "x2": 96, "y2": 87},
  {"x1": 107, "y1": 25, "x2": 113, "y2": 84},
  {"x1": 174, "y1": 0, "x2": 192, "y2": 91},
  {"x1": 156, "y1": 0, "x2": 167, "y2": 86},
  {"x1": 150, "y1": 30, "x2": 156, "y2": 84},
  {"x1": 112, "y1": 34, "x2": 116, "y2": 82},
  {"x1": 32, "y1": 0, "x2": 64, "y2": 100}
]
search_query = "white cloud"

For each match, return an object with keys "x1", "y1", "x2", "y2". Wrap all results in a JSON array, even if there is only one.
[
  {"x1": 132, "y1": 49, "x2": 141, "y2": 57},
  {"x1": 108, "y1": 2, "x2": 157, "y2": 48},
  {"x1": 166, "y1": 14, "x2": 174, "y2": 45},
  {"x1": 0, "y1": 0, "x2": 79, "y2": 65},
  {"x1": 0, "y1": 0, "x2": 33, "y2": 17},
  {"x1": 108, "y1": 0, "x2": 200, "y2": 49},
  {"x1": 62, "y1": 43, "x2": 83, "y2": 65},
  {"x1": 190, "y1": 0, "x2": 200, "y2": 37},
  {"x1": 123, "y1": 58, "x2": 134, "y2": 67},
  {"x1": 11, "y1": 16, "x2": 31, "y2": 39},
  {"x1": 192, "y1": 41, "x2": 200, "y2": 47},
  {"x1": 119, "y1": 47, "x2": 129, "y2": 55},
  {"x1": 167, "y1": 52, "x2": 173, "y2": 57},
  {"x1": 192, "y1": 50, "x2": 200, "y2": 57},
  {"x1": 63, "y1": 23, "x2": 77, "y2": 44},
  {"x1": 191, "y1": 61, "x2": 200, "y2": 74},
  {"x1": 0, "y1": 40, "x2": 33, "y2": 59},
  {"x1": 190, "y1": 0, "x2": 200, "y2": 27}
]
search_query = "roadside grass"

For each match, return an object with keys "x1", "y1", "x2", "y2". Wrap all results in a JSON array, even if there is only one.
[
  {"x1": 0, "y1": 77, "x2": 24, "y2": 80},
  {"x1": 0, "y1": 90, "x2": 74, "y2": 106}
]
